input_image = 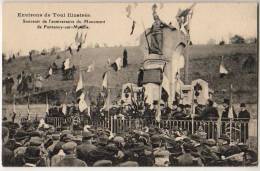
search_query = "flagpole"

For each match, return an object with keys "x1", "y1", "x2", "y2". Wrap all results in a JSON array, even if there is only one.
[
  {"x1": 229, "y1": 83, "x2": 233, "y2": 143},
  {"x1": 27, "y1": 93, "x2": 30, "y2": 120},
  {"x1": 107, "y1": 69, "x2": 110, "y2": 121},
  {"x1": 12, "y1": 94, "x2": 16, "y2": 123},
  {"x1": 158, "y1": 83, "x2": 162, "y2": 127}
]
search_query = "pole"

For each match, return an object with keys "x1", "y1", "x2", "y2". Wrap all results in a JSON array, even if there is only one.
[
  {"x1": 229, "y1": 83, "x2": 233, "y2": 143},
  {"x1": 157, "y1": 83, "x2": 162, "y2": 128},
  {"x1": 191, "y1": 89, "x2": 195, "y2": 134}
]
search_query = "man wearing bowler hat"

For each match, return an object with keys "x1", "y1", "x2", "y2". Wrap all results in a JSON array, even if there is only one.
[{"x1": 238, "y1": 103, "x2": 250, "y2": 142}]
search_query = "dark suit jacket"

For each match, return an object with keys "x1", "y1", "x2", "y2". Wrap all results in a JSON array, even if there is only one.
[
  {"x1": 55, "y1": 155, "x2": 87, "y2": 167},
  {"x1": 2, "y1": 146, "x2": 14, "y2": 166}
]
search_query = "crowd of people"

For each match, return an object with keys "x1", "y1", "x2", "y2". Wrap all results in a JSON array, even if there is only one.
[{"x1": 2, "y1": 116, "x2": 258, "y2": 167}]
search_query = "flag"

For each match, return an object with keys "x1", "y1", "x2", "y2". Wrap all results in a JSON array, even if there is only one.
[
  {"x1": 76, "y1": 72, "x2": 83, "y2": 98},
  {"x1": 87, "y1": 62, "x2": 95, "y2": 72},
  {"x1": 228, "y1": 84, "x2": 234, "y2": 119},
  {"x1": 78, "y1": 33, "x2": 83, "y2": 44},
  {"x1": 82, "y1": 33, "x2": 87, "y2": 44},
  {"x1": 220, "y1": 56, "x2": 228, "y2": 77},
  {"x1": 79, "y1": 93, "x2": 88, "y2": 112},
  {"x1": 13, "y1": 95, "x2": 16, "y2": 114},
  {"x1": 62, "y1": 92, "x2": 67, "y2": 115},
  {"x1": 75, "y1": 31, "x2": 79, "y2": 43},
  {"x1": 155, "y1": 108, "x2": 161, "y2": 122},
  {"x1": 102, "y1": 72, "x2": 108, "y2": 89},
  {"x1": 64, "y1": 58, "x2": 70, "y2": 70},
  {"x1": 62, "y1": 103, "x2": 67, "y2": 115},
  {"x1": 161, "y1": 73, "x2": 170, "y2": 102},
  {"x1": 107, "y1": 57, "x2": 111, "y2": 66},
  {"x1": 27, "y1": 97, "x2": 30, "y2": 120},
  {"x1": 48, "y1": 67, "x2": 53, "y2": 75},
  {"x1": 102, "y1": 89, "x2": 111, "y2": 111},
  {"x1": 46, "y1": 95, "x2": 49, "y2": 115},
  {"x1": 12, "y1": 95, "x2": 16, "y2": 122},
  {"x1": 130, "y1": 20, "x2": 136, "y2": 35},
  {"x1": 115, "y1": 57, "x2": 122, "y2": 71}
]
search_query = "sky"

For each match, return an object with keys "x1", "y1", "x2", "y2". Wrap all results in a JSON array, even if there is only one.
[{"x1": 3, "y1": 2, "x2": 258, "y2": 56}]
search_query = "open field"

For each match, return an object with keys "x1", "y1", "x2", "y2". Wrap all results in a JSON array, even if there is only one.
[{"x1": 3, "y1": 43, "x2": 257, "y2": 105}]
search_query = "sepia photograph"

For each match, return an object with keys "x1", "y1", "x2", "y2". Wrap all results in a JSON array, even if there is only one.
[{"x1": 1, "y1": 1, "x2": 258, "y2": 167}]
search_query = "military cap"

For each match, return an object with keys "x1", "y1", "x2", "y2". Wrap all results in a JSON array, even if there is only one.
[
  {"x1": 119, "y1": 161, "x2": 139, "y2": 167},
  {"x1": 14, "y1": 130, "x2": 29, "y2": 141},
  {"x1": 151, "y1": 134, "x2": 161, "y2": 145},
  {"x1": 62, "y1": 141, "x2": 77, "y2": 152},
  {"x1": 93, "y1": 160, "x2": 112, "y2": 166},
  {"x1": 29, "y1": 136, "x2": 43, "y2": 146}
]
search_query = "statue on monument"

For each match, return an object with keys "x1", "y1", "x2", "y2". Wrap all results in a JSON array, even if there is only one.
[{"x1": 145, "y1": 12, "x2": 168, "y2": 55}]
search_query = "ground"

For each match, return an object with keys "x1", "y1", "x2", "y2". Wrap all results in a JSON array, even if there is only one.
[{"x1": 3, "y1": 43, "x2": 257, "y2": 108}]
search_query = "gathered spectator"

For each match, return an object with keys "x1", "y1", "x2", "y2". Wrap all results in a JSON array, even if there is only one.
[{"x1": 3, "y1": 73, "x2": 14, "y2": 95}]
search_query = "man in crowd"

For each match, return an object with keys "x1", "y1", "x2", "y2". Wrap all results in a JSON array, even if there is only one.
[
  {"x1": 2, "y1": 127, "x2": 14, "y2": 166},
  {"x1": 238, "y1": 103, "x2": 250, "y2": 143},
  {"x1": 123, "y1": 49, "x2": 128, "y2": 67},
  {"x1": 221, "y1": 99, "x2": 237, "y2": 120},
  {"x1": 54, "y1": 141, "x2": 87, "y2": 166},
  {"x1": 200, "y1": 99, "x2": 219, "y2": 120},
  {"x1": 3, "y1": 73, "x2": 14, "y2": 95}
]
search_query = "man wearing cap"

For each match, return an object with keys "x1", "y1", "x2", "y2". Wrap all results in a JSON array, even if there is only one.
[
  {"x1": 151, "y1": 134, "x2": 170, "y2": 166},
  {"x1": 55, "y1": 141, "x2": 87, "y2": 166},
  {"x1": 2, "y1": 127, "x2": 14, "y2": 166},
  {"x1": 177, "y1": 143, "x2": 203, "y2": 166},
  {"x1": 76, "y1": 131, "x2": 97, "y2": 165},
  {"x1": 238, "y1": 103, "x2": 250, "y2": 142}
]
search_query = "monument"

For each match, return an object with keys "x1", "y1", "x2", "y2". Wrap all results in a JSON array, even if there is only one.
[{"x1": 139, "y1": 5, "x2": 193, "y2": 111}]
